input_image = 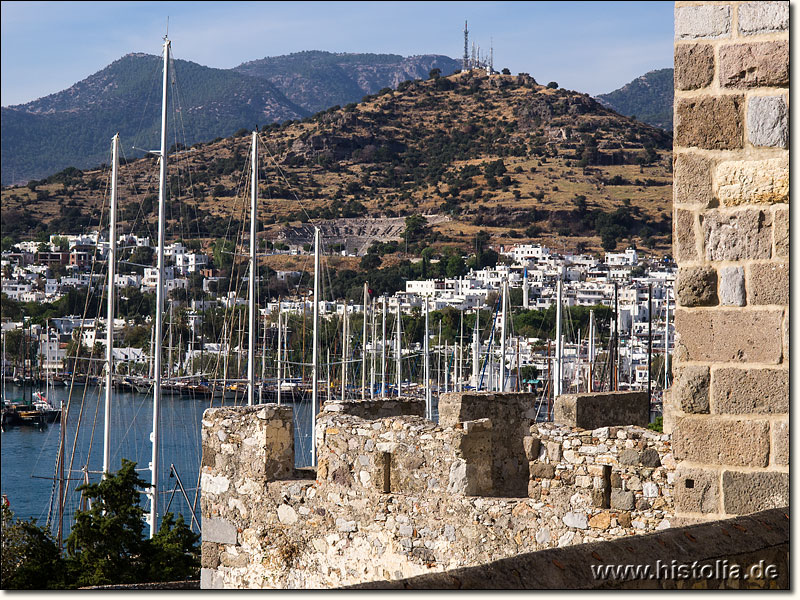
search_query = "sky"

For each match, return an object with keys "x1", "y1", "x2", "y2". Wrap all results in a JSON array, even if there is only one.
[{"x1": 0, "y1": 1, "x2": 674, "y2": 107}]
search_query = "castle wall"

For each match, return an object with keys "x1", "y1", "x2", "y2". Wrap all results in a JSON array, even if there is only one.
[
  {"x1": 669, "y1": 0, "x2": 789, "y2": 523},
  {"x1": 200, "y1": 395, "x2": 676, "y2": 589}
]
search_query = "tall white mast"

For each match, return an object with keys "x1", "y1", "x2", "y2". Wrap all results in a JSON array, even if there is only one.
[
  {"x1": 395, "y1": 302, "x2": 401, "y2": 397},
  {"x1": 276, "y1": 309, "x2": 282, "y2": 405},
  {"x1": 103, "y1": 133, "x2": 119, "y2": 478},
  {"x1": 341, "y1": 303, "x2": 348, "y2": 402},
  {"x1": 500, "y1": 279, "x2": 508, "y2": 392},
  {"x1": 310, "y1": 227, "x2": 320, "y2": 465},
  {"x1": 664, "y1": 286, "x2": 670, "y2": 389},
  {"x1": 458, "y1": 310, "x2": 464, "y2": 392},
  {"x1": 588, "y1": 309, "x2": 595, "y2": 393},
  {"x1": 361, "y1": 283, "x2": 368, "y2": 400},
  {"x1": 247, "y1": 131, "x2": 258, "y2": 406},
  {"x1": 554, "y1": 278, "x2": 563, "y2": 399},
  {"x1": 444, "y1": 340, "x2": 449, "y2": 393},
  {"x1": 472, "y1": 309, "x2": 479, "y2": 389},
  {"x1": 424, "y1": 296, "x2": 431, "y2": 419},
  {"x1": 381, "y1": 296, "x2": 387, "y2": 399},
  {"x1": 370, "y1": 297, "x2": 376, "y2": 400},
  {"x1": 149, "y1": 35, "x2": 170, "y2": 539}
]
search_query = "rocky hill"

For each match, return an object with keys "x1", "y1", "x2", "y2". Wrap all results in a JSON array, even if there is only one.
[
  {"x1": 1, "y1": 51, "x2": 460, "y2": 186},
  {"x1": 235, "y1": 51, "x2": 462, "y2": 114},
  {"x1": 2, "y1": 69, "x2": 673, "y2": 258},
  {"x1": 596, "y1": 68, "x2": 674, "y2": 131}
]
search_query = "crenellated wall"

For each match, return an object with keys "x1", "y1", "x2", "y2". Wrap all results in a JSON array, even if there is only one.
[
  {"x1": 669, "y1": 0, "x2": 789, "y2": 524},
  {"x1": 200, "y1": 394, "x2": 676, "y2": 589}
]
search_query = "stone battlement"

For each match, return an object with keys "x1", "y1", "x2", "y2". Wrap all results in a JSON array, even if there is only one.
[{"x1": 200, "y1": 393, "x2": 677, "y2": 589}]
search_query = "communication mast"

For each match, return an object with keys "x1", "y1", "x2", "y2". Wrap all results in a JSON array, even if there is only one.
[{"x1": 462, "y1": 20, "x2": 469, "y2": 72}]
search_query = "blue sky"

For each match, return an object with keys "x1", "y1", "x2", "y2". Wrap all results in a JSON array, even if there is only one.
[{"x1": 1, "y1": 1, "x2": 674, "y2": 107}]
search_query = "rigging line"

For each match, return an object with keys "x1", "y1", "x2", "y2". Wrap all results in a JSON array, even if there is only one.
[
  {"x1": 258, "y1": 135, "x2": 316, "y2": 226},
  {"x1": 128, "y1": 50, "x2": 162, "y2": 165},
  {"x1": 57, "y1": 148, "x2": 113, "y2": 529}
]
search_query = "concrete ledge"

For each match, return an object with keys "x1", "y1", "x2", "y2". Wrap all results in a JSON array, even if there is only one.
[
  {"x1": 345, "y1": 507, "x2": 788, "y2": 589},
  {"x1": 554, "y1": 392, "x2": 649, "y2": 429}
]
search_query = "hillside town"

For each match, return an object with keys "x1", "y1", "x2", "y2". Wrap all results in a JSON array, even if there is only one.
[{"x1": 1, "y1": 229, "x2": 674, "y2": 397}]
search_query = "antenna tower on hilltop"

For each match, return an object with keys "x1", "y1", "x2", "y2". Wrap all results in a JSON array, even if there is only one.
[{"x1": 462, "y1": 20, "x2": 469, "y2": 72}]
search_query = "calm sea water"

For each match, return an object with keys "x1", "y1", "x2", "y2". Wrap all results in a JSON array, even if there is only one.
[{"x1": 1, "y1": 384, "x2": 315, "y2": 539}]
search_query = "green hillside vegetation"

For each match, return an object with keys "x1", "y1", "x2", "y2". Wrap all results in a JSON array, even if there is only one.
[
  {"x1": 596, "y1": 68, "x2": 674, "y2": 131},
  {"x1": 2, "y1": 69, "x2": 673, "y2": 273},
  {"x1": 1, "y1": 54, "x2": 307, "y2": 186},
  {"x1": 2, "y1": 51, "x2": 461, "y2": 186}
]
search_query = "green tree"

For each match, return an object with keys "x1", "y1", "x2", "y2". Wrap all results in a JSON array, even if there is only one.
[
  {"x1": 445, "y1": 254, "x2": 467, "y2": 278},
  {"x1": 1, "y1": 505, "x2": 67, "y2": 589},
  {"x1": 428, "y1": 68, "x2": 441, "y2": 80},
  {"x1": 65, "y1": 459, "x2": 199, "y2": 587}
]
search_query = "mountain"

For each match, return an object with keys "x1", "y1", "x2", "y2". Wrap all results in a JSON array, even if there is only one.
[
  {"x1": 2, "y1": 70, "x2": 673, "y2": 257},
  {"x1": 234, "y1": 51, "x2": 462, "y2": 114},
  {"x1": 1, "y1": 51, "x2": 461, "y2": 186},
  {"x1": 596, "y1": 68, "x2": 674, "y2": 131},
  {"x1": 1, "y1": 53, "x2": 308, "y2": 186}
]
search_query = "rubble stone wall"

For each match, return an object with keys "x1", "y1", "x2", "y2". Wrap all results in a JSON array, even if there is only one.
[
  {"x1": 200, "y1": 396, "x2": 676, "y2": 589},
  {"x1": 669, "y1": 1, "x2": 789, "y2": 524},
  {"x1": 527, "y1": 423, "x2": 674, "y2": 534}
]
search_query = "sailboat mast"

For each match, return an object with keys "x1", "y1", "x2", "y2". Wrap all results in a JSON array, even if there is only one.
[
  {"x1": 361, "y1": 283, "x2": 368, "y2": 400},
  {"x1": 149, "y1": 36, "x2": 170, "y2": 539},
  {"x1": 500, "y1": 279, "x2": 508, "y2": 392},
  {"x1": 247, "y1": 131, "x2": 258, "y2": 406},
  {"x1": 341, "y1": 303, "x2": 348, "y2": 402},
  {"x1": 370, "y1": 297, "x2": 376, "y2": 400},
  {"x1": 664, "y1": 285, "x2": 670, "y2": 389},
  {"x1": 381, "y1": 296, "x2": 386, "y2": 399},
  {"x1": 588, "y1": 309, "x2": 595, "y2": 393},
  {"x1": 310, "y1": 227, "x2": 320, "y2": 465},
  {"x1": 103, "y1": 133, "x2": 119, "y2": 477},
  {"x1": 277, "y1": 308, "x2": 282, "y2": 405},
  {"x1": 424, "y1": 296, "x2": 431, "y2": 419},
  {"x1": 554, "y1": 278, "x2": 563, "y2": 399},
  {"x1": 395, "y1": 302, "x2": 401, "y2": 397},
  {"x1": 458, "y1": 310, "x2": 464, "y2": 392},
  {"x1": 472, "y1": 309, "x2": 479, "y2": 389}
]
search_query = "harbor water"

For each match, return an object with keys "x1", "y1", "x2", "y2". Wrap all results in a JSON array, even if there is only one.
[{"x1": 0, "y1": 383, "x2": 315, "y2": 538}]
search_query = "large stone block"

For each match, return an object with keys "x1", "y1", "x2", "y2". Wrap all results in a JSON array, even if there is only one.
[
  {"x1": 674, "y1": 96, "x2": 744, "y2": 150},
  {"x1": 674, "y1": 466, "x2": 720, "y2": 514},
  {"x1": 773, "y1": 207, "x2": 788, "y2": 258},
  {"x1": 553, "y1": 392, "x2": 649, "y2": 429},
  {"x1": 673, "y1": 209, "x2": 699, "y2": 261},
  {"x1": 703, "y1": 209, "x2": 772, "y2": 261},
  {"x1": 672, "y1": 365, "x2": 710, "y2": 414},
  {"x1": 722, "y1": 470, "x2": 789, "y2": 514},
  {"x1": 738, "y1": 2, "x2": 789, "y2": 36},
  {"x1": 747, "y1": 97, "x2": 788, "y2": 149},
  {"x1": 676, "y1": 266, "x2": 717, "y2": 307},
  {"x1": 711, "y1": 367, "x2": 788, "y2": 415},
  {"x1": 719, "y1": 41, "x2": 789, "y2": 88},
  {"x1": 202, "y1": 517, "x2": 238, "y2": 545},
  {"x1": 675, "y1": 4, "x2": 731, "y2": 39},
  {"x1": 715, "y1": 156, "x2": 788, "y2": 206},
  {"x1": 672, "y1": 416, "x2": 770, "y2": 467},
  {"x1": 674, "y1": 308, "x2": 783, "y2": 364},
  {"x1": 610, "y1": 489, "x2": 635, "y2": 511},
  {"x1": 718, "y1": 266, "x2": 745, "y2": 306},
  {"x1": 747, "y1": 262, "x2": 788, "y2": 305},
  {"x1": 771, "y1": 419, "x2": 788, "y2": 467},
  {"x1": 674, "y1": 43, "x2": 714, "y2": 90},
  {"x1": 674, "y1": 153, "x2": 712, "y2": 207}
]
